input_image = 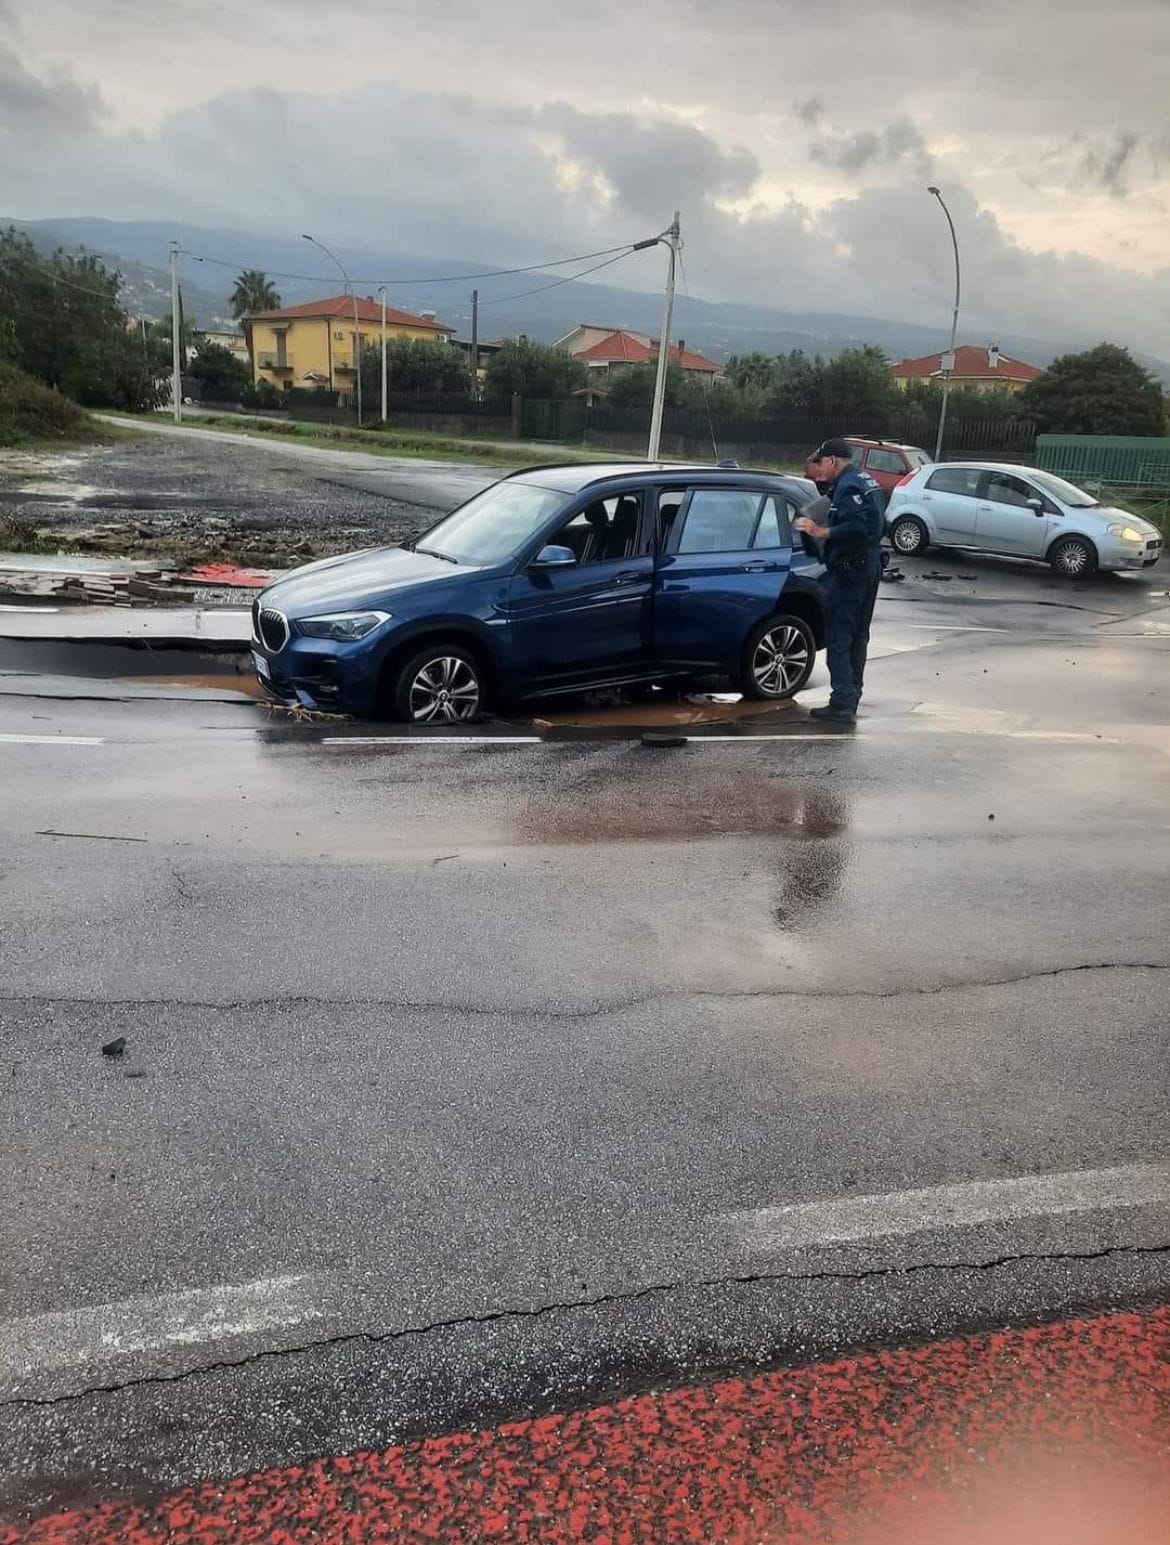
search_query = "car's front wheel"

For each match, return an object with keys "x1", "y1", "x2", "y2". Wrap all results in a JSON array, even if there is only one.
[
  {"x1": 741, "y1": 614, "x2": 816, "y2": 700},
  {"x1": 1049, "y1": 535, "x2": 1097, "y2": 579},
  {"x1": 888, "y1": 515, "x2": 929, "y2": 556},
  {"x1": 388, "y1": 641, "x2": 486, "y2": 723}
]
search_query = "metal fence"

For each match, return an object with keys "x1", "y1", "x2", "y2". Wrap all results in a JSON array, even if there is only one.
[
  {"x1": 1035, "y1": 434, "x2": 1170, "y2": 490},
  {"x1": 528, "y1": 402, "x2": 1038, "y2": 460}
]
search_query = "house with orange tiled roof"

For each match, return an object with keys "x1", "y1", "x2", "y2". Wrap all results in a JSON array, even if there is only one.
[
  {"x1": 248, "y1": 295, "x2": 455, "y2": 401},
  {"x1": 557, "y1": 323, "x2": 723, "y2": 386},
  {"x1": 891, "y1": 344, "x2": 1042, "y2": 396}
]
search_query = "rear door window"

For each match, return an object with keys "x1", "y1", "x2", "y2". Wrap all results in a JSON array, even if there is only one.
[
  {"x1": 751, "y1": 494, "x2": 792, "y2": 550},
  {"x1": 926, "y1": 467, "x2": 982, "y2": 497},
  {"x1": 867, "y1": 448, "x2": 906, "y2": 475},
  {"x1": 677, "y1": 489, "x2": 764, "y2": 553}
]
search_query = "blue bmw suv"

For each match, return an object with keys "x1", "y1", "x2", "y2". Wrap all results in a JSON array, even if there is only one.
[{"x1": 250, "y1": 462, "x2": 828, "y2": 721}]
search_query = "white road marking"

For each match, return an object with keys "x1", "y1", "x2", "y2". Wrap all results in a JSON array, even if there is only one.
[
  {"x1": 0, "y1": 1275, "x2": 322, "y2": 1380},
  {"x1": 903, "y1": 623, "x2": 1009, "y2": 632},
  {"x1": 723, "y1": 1163, "x2": 1170, "y2": 1253},
  {"x1": 0, "y1": 733, "x2": 105, "y2": 746}
]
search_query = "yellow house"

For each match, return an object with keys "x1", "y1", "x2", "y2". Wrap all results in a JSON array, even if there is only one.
[{"x1": 248, "y1": 295, "x2": 455, "y2": 401}]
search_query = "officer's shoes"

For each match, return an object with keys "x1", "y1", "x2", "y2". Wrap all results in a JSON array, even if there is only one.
[{"x1": 809, "y1": 705, "x2": 856, "y2": 724}]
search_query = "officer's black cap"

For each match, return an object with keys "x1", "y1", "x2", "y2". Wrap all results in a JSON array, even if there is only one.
[{"x1": 808, "y1": 437, "x2": 854, "y2": 462}]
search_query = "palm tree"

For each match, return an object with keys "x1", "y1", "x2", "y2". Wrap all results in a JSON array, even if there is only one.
[{"x1": 230, "y1": 270, "x2": 281, "y2": 359}]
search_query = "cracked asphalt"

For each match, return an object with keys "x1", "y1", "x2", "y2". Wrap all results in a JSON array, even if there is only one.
[{"x1": 1, "y1": 440, "x2": 1169, "y2": 1528}]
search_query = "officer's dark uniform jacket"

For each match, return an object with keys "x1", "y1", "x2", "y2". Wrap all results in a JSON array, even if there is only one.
[{"x1": 822, "y1": 466, "x2": 884, "y2": 574}]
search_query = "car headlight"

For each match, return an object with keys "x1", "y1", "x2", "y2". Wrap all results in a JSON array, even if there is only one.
[
  {"x1": 1106, "y1": 523, "x2": 1145, "y2": 543},
  {"x1": 297, "y1": 610, "x2": 392, "y2": 641}
]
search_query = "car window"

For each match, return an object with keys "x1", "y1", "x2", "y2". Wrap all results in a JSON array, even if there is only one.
[
  {"x1": 867, "y1": 448, "x2": 906, "y2": 475},
  {"x1": 658, "y1": 488, "x2": 687, "y2": 548},
  {"x1": 1028, "y1": 470, "x2": 1098, "y2": 508},
  {"x1": 926, "y1": 467, "x2": 981, "y2": 497},
  {"x1": 554, "y1": 493, "x2": 645, "y2": 565},
  {"x1": 905, "y1": 448, "x2": 931, "y2": 468},
  {"x1": 677, "y1": 489, "x2": 763, "y2": 553},
  {"x1": 984, "y1": 471, "x2": 1035, "y2": 508},
  {"x1": 751, "y1": 495, "x2": 790, "y2": 550},
  {"x1": 417, "y1": 480, "x2": 566, "y2": 565}
]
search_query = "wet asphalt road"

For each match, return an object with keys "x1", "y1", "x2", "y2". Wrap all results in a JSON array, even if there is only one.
[{"x1": 1, "y1": 483, "x2": 1169, "y2": 1515}]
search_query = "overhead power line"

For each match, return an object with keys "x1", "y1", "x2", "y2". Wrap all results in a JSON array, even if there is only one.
[{"x1": 180, "y1": 240, "x2": 653, "y2": 290}]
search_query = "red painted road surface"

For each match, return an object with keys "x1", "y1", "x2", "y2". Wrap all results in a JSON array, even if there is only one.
[{"x1": 5, "y1": 1309, "x2": 1169, "y2": 1544}]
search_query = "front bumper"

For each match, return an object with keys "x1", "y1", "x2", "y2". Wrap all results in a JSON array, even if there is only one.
[
  {"x1": 1100, "y1": 535, "x2": 1163, "y2": 570},
  {"x1": 251, "y1": 631, "x2": 382, "y2": 715}
]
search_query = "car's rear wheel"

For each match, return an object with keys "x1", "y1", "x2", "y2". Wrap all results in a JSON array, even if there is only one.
[
  {"x1": 741, "y1": 614, "x2": 816, "y2": 700},
  {"x1": 889, "y1": 515, "x2": 929, "y2": 556},
  {"x1": 389, "y1": 641, "x2": 486, "y2": 723},
  {"x1": 1049, "y1": 535, "x2": 1097, "y2": 579}
]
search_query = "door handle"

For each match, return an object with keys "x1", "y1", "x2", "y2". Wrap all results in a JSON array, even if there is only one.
[
  {"x1": 612, "y1": 570, "x2": 644, "y2": 586},
  {"x1": 739, "y1": 560, "x2": 768, "y2": 572}
]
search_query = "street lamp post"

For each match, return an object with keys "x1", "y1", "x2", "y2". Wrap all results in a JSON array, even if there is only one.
[
  {"x1": 302, "y1": 233, "x2": 363, "y2": 427},
  {"x1": 378, "y1": 284, "x2": 388, "y2": 423},
  {"x1": 926, "y1": 187, "x2": 961, "y2": 462}
]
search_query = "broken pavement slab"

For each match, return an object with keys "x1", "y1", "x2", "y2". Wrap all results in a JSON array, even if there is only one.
[{"x1": 0, "y1": 607, "x2": 251, "y2": 648}]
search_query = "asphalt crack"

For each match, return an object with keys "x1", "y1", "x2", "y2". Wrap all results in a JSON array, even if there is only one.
[
  {"x1": 5, "y1": 1240, "x2": 1170, "y2": 1411},
  {"x1": 0, "y1": 961, "x2": 1165, "y2": 1023}
]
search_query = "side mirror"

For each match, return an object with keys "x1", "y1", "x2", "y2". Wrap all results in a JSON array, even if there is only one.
[
  {"x1": 531, "y1": 544, "x2": 578, "y2": 569},
  {"x1": 1026, "y1": 497, "x2": 1045, "y2": 514}
]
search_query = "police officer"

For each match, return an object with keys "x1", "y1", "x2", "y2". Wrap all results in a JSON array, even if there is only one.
[{"x1": 793, "y1": 438, "x2": 885, "y2": 724}]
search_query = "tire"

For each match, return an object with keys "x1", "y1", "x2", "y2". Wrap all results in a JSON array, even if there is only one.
[
  {"x1": 1049, "y1": 535, "x2": 1097, "y2": 579},
  {"x1": 388, "y1": 641, "x2": 486, "y2": 724},
  {"x1": 741, "y1": 614, "x2": 817, "y2": 701},
  {"x1": 888, "y1": 515, "x2": 929, "y2": 557}
]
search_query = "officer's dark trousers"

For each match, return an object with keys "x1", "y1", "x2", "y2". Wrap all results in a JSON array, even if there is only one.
[{"x1": 825, "y1": 554, "x2": 881, "y2": 710}]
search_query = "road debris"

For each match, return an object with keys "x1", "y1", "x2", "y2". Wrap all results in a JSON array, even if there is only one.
[{"x1": 100, "y1": 1037, "x2": 127, "y2": 1059}]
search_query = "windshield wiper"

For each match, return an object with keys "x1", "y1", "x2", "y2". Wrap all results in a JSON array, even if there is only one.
[{"x1": 415, "y1": 546, "x2": 459, "y2": 564}]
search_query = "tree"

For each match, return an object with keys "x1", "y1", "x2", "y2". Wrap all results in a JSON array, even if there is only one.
[
  {"x1": 0, "y1": 228, "x2": 169, "y2": 411},
  {"x1": 484, "y1": 338, "x2": 587, "y2": 400},
  {"x1": 1017, "y1": 343, "x2": 1167, "y2": 436},
  {"x1": 231, "y1": 270, "x2": 281, "y2": 361},
  {"x1": 725, "y1": 352, "x2": 779, "y2": 412},
  {"x1": 359, "y1": 337, "x2": 469, "y2": 401},
  {"x1": 187, "y1": 340, "x2": 252, "y2": 402},
  {"x1": 604, "y1": 361, "x2": 689, "y2": 411}
]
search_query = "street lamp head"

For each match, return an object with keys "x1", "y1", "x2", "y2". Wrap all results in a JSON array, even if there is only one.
[
  {"x1": 300, "y1": 233, "x2": 314, "y2": 241},
  {"x1": 926, "y1": 186, "x2": 941, "y2": 197}
]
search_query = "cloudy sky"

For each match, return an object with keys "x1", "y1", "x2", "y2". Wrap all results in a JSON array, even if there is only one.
[{"x1": 2, "y1": 0, "x2": 1168, "y2": 355}]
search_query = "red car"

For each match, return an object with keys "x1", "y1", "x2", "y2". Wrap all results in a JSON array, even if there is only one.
[{"x1": 843, "y1": 438, "x2": 932, "y2": 505}]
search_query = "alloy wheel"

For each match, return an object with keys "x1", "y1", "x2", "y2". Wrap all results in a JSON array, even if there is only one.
[
  {"x1": 408, "y1": 656, "x2": 481, "y2": 722},
  {"x1": 752, "y1": 624, "x2": 811, "y2": 697}
]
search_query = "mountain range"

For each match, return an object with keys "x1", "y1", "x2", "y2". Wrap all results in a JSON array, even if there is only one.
[{"x1": 9, "y1": 215, "x2": 1170, "y2": 380}]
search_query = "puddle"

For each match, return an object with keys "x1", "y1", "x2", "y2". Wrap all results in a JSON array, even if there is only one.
[
  {"x1": 519, "y1": 772, "x2": 847, "y2": 844},
  {"x1": 119, "y1": 672, "x2": 267, "y2": 698}
]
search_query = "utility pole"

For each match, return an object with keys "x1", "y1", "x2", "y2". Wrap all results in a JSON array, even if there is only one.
[
  {"x1": 647, "y1": 212, "x2": 681, "y2": 462},
  {"x1": 927, "y1": 186, "x2": 961, "y2": 462},
  {"x1": 169, "y1": 241, "x2": 182, "y2": 423},
  {"x1": 302, "y1": 234, "x2": 362, "y2": 426},
  {"x1": 469, "y1": 289, "x2": 480, "y2": 395},
  {"x1": 378, "y1": 285, "x2": 388, "y2": 423}
]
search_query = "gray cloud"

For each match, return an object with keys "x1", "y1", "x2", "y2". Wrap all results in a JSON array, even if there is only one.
[
  {"x1": 1082, "y1": 130, "x2": 1141, "y2": 195},
  {"x1": 809, "y1": 118, "x2": 932, "y2": 178},
  {"x1": 794, "y1": 98, "x2": 823, "y2": 127},
  {"x1": 0, "y1": 43, "x2": 102, "y2": 138}
]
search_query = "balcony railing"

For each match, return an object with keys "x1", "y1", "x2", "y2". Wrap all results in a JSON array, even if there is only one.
[{"x1": 258, "y1": 353, "x2": 293, "y2": 370}]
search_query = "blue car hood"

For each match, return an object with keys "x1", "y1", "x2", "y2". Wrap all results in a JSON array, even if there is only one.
[{"x1": 264, "y1": 545, "x2": 479, "y2": 616}]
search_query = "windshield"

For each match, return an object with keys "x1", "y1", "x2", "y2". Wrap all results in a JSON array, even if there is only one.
[
  {"x1": 416, "y1": 481, "x2": 568, "y2": 566},
  {"x1": 1028, "y1": 470, "x2": 1099, "y2": 508}
]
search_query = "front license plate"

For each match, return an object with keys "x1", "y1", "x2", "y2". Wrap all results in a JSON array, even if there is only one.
[{"x1": 252, "y1": 650, "x2": 271, "y2": 681}]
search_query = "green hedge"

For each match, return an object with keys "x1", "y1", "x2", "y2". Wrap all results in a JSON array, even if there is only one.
[{"x1": 0, "y1": 360, "x2": 92, "y2": 446}]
